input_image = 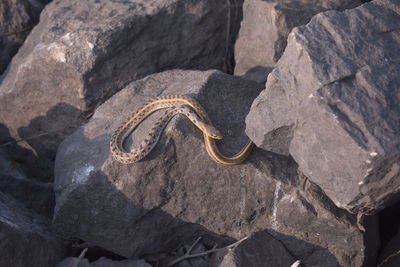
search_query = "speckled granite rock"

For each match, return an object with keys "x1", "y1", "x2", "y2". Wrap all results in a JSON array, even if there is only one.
[{"x1": 246, "y1": 0, "x2": 400, "y2": 215}]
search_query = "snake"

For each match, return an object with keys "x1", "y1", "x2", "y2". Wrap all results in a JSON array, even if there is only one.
[{"x1": 109, "y1": 95, "x2": 254, "y2": 165}]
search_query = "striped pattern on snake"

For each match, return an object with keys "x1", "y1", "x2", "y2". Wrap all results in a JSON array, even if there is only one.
[{"x1": 109, "y1": 95, "x2": 254, "y2": 165}]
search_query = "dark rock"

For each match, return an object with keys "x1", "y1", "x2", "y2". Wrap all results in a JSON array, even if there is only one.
[
  {"x1": 54, "y1": 69, "x2": 376, "y2": 266},
  {"x1": 0, "y1": 172, "x2": 55, "y2": 217},
  {"x1": 0, "y1": 0, "x2": 243, "y2": 181},
  {"x1": 0, "y1": 192, "x2": 66, "y2": 267},
  {"x1": 0, "y1": 147, "x2": 26, "y2": 180},
  {"x1": 377, "y1": 224, "x2": 400, "y2": 267},
  {"x1": 246, "y1": 0, "x2": 400, "y2": 214},
  {"x1": 0, "y1": 149, "x2": 55, "y2": 217},
  {"x1": 214, "y1": 231, "x2": 296, "y2": 267},
  {"x1": 56, "y1": 257, "x2": 151, "y2": 267},
  {"x1": 0, "y1": 0, "x2": 43, "y2": 75},
  {"x1": 234, "y1": 0, "x2": 362, "y2": 83},
  {"x1": 171, "y1": 242, "x2": 210, "y2": 267}
]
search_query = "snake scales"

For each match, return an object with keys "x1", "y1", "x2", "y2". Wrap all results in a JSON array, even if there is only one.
[{"x1": 110, "y1": 95, "x2": 254, "y2": 165}]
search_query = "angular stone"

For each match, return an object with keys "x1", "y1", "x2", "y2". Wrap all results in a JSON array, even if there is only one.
[
  {"x1": 0, "y1": 149, "x2": 55, "y2": 217},
  {"x1": 54, "y1": 70, "x2": 376, "y2": 266},
  {"x1": 0, "y1": 0, "x2": 243, "y2": 181},
  {"x1": 234, "y1": 0, "x2": 362, "y2": 83},
  {"x1": 246, "y1": 0, "x2": 400, "y2": 214},
  {"x1": 0, "y1": 192, "x2": 66, "y2": 267},
  {"x1": 0, "y1": 171, "x2": 55, "y2": 217},
  {"x1": 0, "y1": 0, "x2": 44, "y2": 74},
  {"x1": 215, "y1": 231, "x2": 295, "y2": 267}
]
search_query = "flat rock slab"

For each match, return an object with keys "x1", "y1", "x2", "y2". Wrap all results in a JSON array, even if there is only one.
[
  {"x1": 246, "y1": 0, "x2": 400, "y2": 214},
  {"x1": 0, "y1": 0, "x2": 243, "y2": 181},
  {"x1": 234, "y1": 0, "x2": 362, "y2": 83},
  {"x1": 0, "y1": 192, "x2": 66, "y2": 267},
  {"x1": 54, "y1": 70, "x2": 376, "y2": 266}
]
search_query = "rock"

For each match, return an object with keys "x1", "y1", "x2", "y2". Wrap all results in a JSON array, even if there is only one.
[
  {"x1": 246, "y1": 0, "x2": 400, "y2": 214},
  {"x1": 0, "y1": 192, "x2": 66, "y2": 267},
  {"x1": 54, "y1": 69, "x2": 376, "y2": 266},
  {"x1": 0, "y1": 149, "x2": 55, "y2": 217},
  {"x1": 234, "y1": 0, "x2": 362, "y2": 83},
  {"x1": 0, "y1": 0, "x2": 243, "y2": 181},
  {"x1": 0, "y1": 171, "x2": 55, "y2": 217},
  {"x1": 0, "y1": 0, "x2": 43, "y2": 75},
  {"x1": 57, "y1": 257, "x2": 91, "y2": 267},
  {"x1": 377, "y1": 224, "x2": 400, "y2": 267},
  {"x1": 0, "y1": 147, "x2": 26, "y2": 180},
  {"x1": 214, "y1": 231, "x2": 295, "y2": 267},
  {"x1": 57, "y1": 257, "x2": 151, "y2": 267},
  {"x1": 169, "y1": 241, "x2": 210, "y2": 267}
]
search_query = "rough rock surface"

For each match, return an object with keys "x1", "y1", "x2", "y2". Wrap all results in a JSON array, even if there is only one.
[
  {"x1": 0, "y1": 192, "x2": 66, "y2": 267},
  {"x1": 0, "y1": 0, "x2": 45, "y2": 75},
  {"x1": 0, "y1": 149, "x2": 55, "y2": 217},
  {"x1": 57, "y1": 257, "x2": 151, "y2": 267},
  {"x1": 167, "y1": 241, "x2": 210, "y2": 267},
  {"x1": 54, "y1": 70, "x2": 377, "y2": 266},
  {"x1": 246, "y1": 0, "x2": 400, "y2": 214},
  {"x1": 0, "y1": 0, "x2": 243, "y2": 181},
  {"x1": 215, "y1": 231, "x2": 295, "y2": 267},
  {"x1": 0, "y1": 172, "x2": 54, "y2": 217},
  {"x1": 234, "y1": 0, "x2": 362, "y2": 83}
]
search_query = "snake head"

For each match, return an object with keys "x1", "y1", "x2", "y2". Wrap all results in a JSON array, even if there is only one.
[{"x1": 203, "y1": 124, "x2": 223, "y2": 140}]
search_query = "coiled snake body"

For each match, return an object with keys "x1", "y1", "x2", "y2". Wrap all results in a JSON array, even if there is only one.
[{"x1": 110, "y1": 95, "x2": 254, "y2": 165}]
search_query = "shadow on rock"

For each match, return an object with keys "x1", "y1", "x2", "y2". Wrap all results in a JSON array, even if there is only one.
[
  {"x1": 13, "y1": 102, "x2": 85, "y2": 181},
  {"x1": 52, "y1": 127, "x2": 342, "y2": 266},
  {"x1": 53, "y1": 128, "x2": 237, "y2": 258}
]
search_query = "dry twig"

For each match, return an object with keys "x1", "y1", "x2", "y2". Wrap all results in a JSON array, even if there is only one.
[
  {"x1": 290, "y1": 260, "x2": 301, "y2": 267},
  {"x1": 69, "y1": 248, "x2": 88, "y2": 267},
  {"x1": 167, "y1": 236, "x2": 248, "y2": 266},
  {"x1": 377, "y1": 249, "x2": 400, "y2": 267}
]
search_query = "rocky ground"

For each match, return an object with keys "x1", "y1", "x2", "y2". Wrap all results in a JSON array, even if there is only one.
[{"x1": 0, "y1": 0, "x2": 399, "y2": 266}]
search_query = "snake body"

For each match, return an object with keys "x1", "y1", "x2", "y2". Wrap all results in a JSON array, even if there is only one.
[{"x1": 110, "y1": 95, "x2": 254, "y2": 165}]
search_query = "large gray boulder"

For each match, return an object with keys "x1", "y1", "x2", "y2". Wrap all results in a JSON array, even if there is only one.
[
  {"x1": 246, "y1": 0, "x2": 400, "y2": 215},
  {"x1": 0, "y1": 0, "x2": 44, "y2": 75},
  {"x1": 234, "y1": 0, "x2": 362, "y2": 83},
  {"x1": 0, "y1": 192, "x2": 66, "y2": 267},
  {"x1": 0, "y1": 0, "x2": 243, "y2": 181},
  {"x1": 54, "y1": 70, "x2": 377, "y2": 266}
]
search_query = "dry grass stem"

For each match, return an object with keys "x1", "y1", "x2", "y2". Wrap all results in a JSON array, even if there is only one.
[
  {"x1": 377, "y1": 249, "x2": 400, "y2": 267},
  {"x1": 167, "y1": 236, "x2": 248, "y2": 266},
  {"x1": 290, "y1": 260, "x2": 301, "y2": 267},
  {"x1": 69, "y1": 248, "x2": 88, "y2": 267}
]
